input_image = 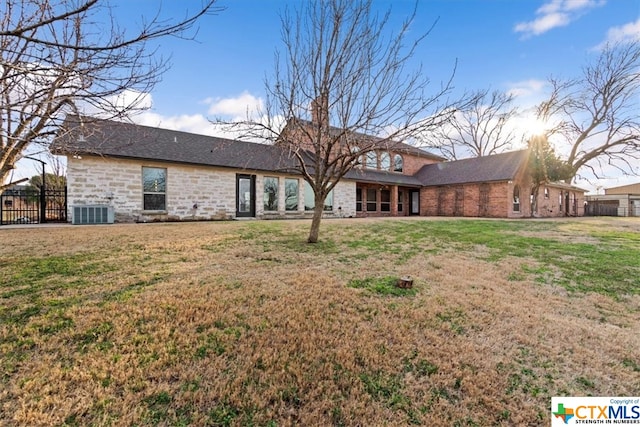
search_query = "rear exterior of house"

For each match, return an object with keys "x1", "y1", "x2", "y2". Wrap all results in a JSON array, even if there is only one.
[
  {"x1": 417, "y1": 151, "x2": 585, "y2": 218},
  {"x1": 53, "y1": 116, "x2": 586, "y2": 223}
]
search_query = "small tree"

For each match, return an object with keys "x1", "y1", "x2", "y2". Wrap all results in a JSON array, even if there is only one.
[
  {"x1": 422, "y1": 89, "x2": 519, "y2": 160},
  {"x1": 0, "y1": 0, "x2": 222, "y2": 190},
  {"x1": 536, "y1": 41, "x2": 640, "y2": 181},
  {"x1": 230, "y1": 0, "x2": 458, "y2": 243}
]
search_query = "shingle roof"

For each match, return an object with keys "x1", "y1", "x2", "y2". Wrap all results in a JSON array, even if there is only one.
[
  {"x1": 344, "y1": 168, "x2": 423, "y2": 186},
  {"x1": 283, "y1": 118, "x2": 445, "y2": 161},
  {"x1": 52, "y1": 116, "x2": 299, "y2": 173},
  {"x1": 416, "y1": 150, "x2": 529, "y2": 186}
]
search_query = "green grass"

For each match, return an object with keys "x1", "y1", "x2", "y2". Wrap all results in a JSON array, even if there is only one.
[
  {"x1": 347, "y1": 276, "x2": 417, "y2": 296},
  {"x1": 331, "y1": 219, "x2": 640, "y2": 298},
  {"x1": 0, "y1": 218, "x2": 638, "y2": 426}
]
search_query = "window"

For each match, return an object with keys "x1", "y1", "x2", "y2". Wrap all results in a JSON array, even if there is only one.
[
  {"x1": 559, "y1": 193, "x2": 563, "y2": 211},
  {"x1": 263, "y1": 177, "x2": 279, "y2": 211},
  {"x1": 380, "y1": 152, "x2": 390, "y2": 170},
  {"x1": 324, "y1": 190, "x2": 333, "y2": 211},
  {"x1": 381, "y1": 189, "x2": 391, "y2": 211},
  {"x1": 512, "y1": 185, "x2": 520, "y2": 212},
  {"x1": 393, "y1": 154, "x2": 403, "y2": 172},
  {"x1": 285, "y1": 178, "x2": 298, "y2": 211},
  {"x1": 142, "y1": 167, "x2": 166, "y2": 211},
  {"x1": 397, "y1": 190, "x2": 404, "y2": 212},
  {"x1": 356, "y1": 188, "x2": 362, "y2": 212},
  {"x1": 351, "y1": 146, "x2": 361, "y2": 167},
  {"x1": 365, "y1": 151, "x2": 377, "y2": 168},
  {"x1": 304, "y1": 181, "x2": 334, "y2": 211},
  {"x1": 544, "y1": 187, "x2": 549, "y2": 199},
  {"x1": 366, "y1": 188, "x2": 377, "y2": 211}
]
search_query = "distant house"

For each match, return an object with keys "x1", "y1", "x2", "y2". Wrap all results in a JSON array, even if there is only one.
[
  {"x1": 585, "y1": 183, "x2": 640, "y2": 217},
  {"x1": 52, "y1": 115, "x2": 586, "y2": 223}
]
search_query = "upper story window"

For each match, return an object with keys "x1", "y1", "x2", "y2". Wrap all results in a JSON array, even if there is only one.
[
  {"x1": 365, "y1": 151, "x2": 377, "y2": 168},
  {"x1": 350, "y1": 146, "x2": 361, "y2": 167},
  {"x1": 379, "y1": 152, "x2": 390, "y2": 170},
  {"x1": 393, "y1": 154, "x2": 403, "y2": 173},
  {"x1": 142, "y1": 167, "x2": 166, "y2": 211}
]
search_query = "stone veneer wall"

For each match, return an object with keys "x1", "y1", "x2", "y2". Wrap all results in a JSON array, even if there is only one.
[{"x1": 66, "y1": 156, "x2": 356, "y2": 222}]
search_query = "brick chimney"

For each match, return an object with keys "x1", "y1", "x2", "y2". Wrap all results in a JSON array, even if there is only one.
[{"x1": 310, "y1": 92, "x2": 329, "y2": 128}]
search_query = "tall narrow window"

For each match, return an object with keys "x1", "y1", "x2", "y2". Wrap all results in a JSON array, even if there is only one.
[
  {"x1": 559, "y1": 193, "x2": 563, "y2": 212},
  {"x1": 513, "y1": 185, "x2": 520, "y2": 212},
  {"x1": 380, "y1": 189, "x2": 391, "y2": 211},
  {"x1": 544, "y1": 187, "x2": 549, "y2": 199},
  {"x1": 285, "y1": 178, "x2": 298, "y2": 211},
  {"x1": 356, "y1": 188, "x2": 363, "y2": 212},
  {"x1": 142, "y1": 167, "x2": 166, "y2": 211},
  {"x1": 304, "y1": 181, "x2": 333, "y2": 211},
  {"x1": 393, "y1": 154, "x2": 403, "y2": 172},
  {"x1": 263, "y1": 177, "x2": 279, "y2": 211},
  {"x1": 366, "y1": 188, "x2": 377, "y2": 211},
  {"x1": 365, "y1": 151, "x2": 377, "y2": 168},
  {"x1": 397, "y1": 190, "x2": 404, "y2": 212},
  {"x1": 351, "y1": 146, "x2": 362, "y2": 167},
  {"x1": 379, "y1": 152, "x2": 390, "y2": 170}
]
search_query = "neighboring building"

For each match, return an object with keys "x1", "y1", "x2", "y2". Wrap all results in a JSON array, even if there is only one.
[
  {"x1": 52, "y1": 116, "x2": 586, "y2": 223},
  {"x1": 585, "y1": 183, "x2": 640, "y2": 217}
]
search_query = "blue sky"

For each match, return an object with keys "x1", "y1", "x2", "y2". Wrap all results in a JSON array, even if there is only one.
[{"x1": 14, "y1": 0, "x2": 640, "y2": 192}]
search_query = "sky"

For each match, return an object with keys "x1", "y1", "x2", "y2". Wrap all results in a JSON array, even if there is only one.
[{"x1": 12, "y1": 0, "x2": 640, "y2": 193}]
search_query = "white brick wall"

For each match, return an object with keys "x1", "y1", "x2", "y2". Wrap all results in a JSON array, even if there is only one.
[{"x1": 66, "y1": 155, "x2": 357, "y2": 222}]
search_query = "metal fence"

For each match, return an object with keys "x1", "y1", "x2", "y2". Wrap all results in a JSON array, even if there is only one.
[
  {"x1": 1, "y1": 187, "x2": 67, "y2": 225},
  {"x1": 584, "y1": 203, "x2": 622, "y2": 217}
]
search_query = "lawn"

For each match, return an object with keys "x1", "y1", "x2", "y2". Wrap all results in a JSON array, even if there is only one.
[{"x1": 1, "y1": 217, "x2": 639, "y2": 426}]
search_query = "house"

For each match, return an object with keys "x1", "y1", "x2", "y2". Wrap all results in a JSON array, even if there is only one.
[
  {"x1": 417, "y1": 151, "x2": 586, "y2": 218},
  {"x1": 52, "y1": 115, "x2": 586, "y2": 223},
  {"x1": 585, "y1": 183, "x2": 640, "y2": 217}
]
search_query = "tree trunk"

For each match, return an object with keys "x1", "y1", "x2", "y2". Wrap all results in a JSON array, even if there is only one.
[
  {"x1": 530, "y1": 184, "x2": 539, "y2": 218},
  {"x1": 307, "y1": 195, "x2": 325, "y2": 243}
]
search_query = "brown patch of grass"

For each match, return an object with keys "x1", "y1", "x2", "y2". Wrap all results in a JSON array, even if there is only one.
[{"x1": 1, "y1": 218, "x2": 638, "y2": 426}]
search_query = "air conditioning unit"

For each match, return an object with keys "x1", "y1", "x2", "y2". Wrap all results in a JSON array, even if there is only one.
[{"x1": 72, "y1": 205, "x2": 114, "y2": 225}]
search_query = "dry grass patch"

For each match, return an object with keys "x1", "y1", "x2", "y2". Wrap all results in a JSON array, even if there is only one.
[{"x1": 1, "y1": 218, "x2": 639, "y2": 426}]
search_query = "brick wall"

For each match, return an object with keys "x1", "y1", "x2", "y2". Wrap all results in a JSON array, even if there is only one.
[{"x1": 420, "y1": 180, "x2": 585, "y2": 218}]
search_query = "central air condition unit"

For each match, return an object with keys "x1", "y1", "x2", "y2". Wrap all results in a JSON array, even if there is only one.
[{"x1": 72, "y1": 205, "x2": 114, "y2": 225}]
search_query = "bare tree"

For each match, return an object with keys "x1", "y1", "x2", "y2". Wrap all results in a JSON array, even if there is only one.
[
  {"x1": 421, "y1": 89, "x2": 519, "y2": 160},
  {"x1": 536, "y1": 41, "x2": 640, "y2": 181},
  {"x1": 230, "y1": 0, "x2": 457, "y2": 243},
  {"x1": 0, "y1": 0, "x2": 222, "y2": 190}
]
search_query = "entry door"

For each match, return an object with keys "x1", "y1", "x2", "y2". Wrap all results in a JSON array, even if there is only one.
[
  {"x1": 236, "y1": 174, "x2": 256, "y2": 217},
  {"x1": 410, "y1": 190, "x2": 420, "y2": 215}
]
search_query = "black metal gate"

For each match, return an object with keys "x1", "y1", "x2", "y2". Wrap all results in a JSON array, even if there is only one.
[{"x1": 1, "y1": 187, "x2": 67, "y2": 225}]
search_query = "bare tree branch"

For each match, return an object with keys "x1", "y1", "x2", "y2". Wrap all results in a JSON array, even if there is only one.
[
  {"x1": 537, "y1": 41, "x2": 640, "y2": 181},
  {"x1": 0, "y1": 0, "x2": 223, "y2": 190},
  {"x1": 419, "y1": 89, "x2": 519, "y2": 160}
]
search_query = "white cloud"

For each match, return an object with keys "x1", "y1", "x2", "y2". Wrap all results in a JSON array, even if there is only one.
[
  {"x1": 205, "y1": 91, "x2": 264, "y2": 119},
  {"x1": 595, "y1": 18, "x2": 640, "y2": 48},
  {"x1": 506, "y1": 79, "x2": 548, "y2": 102},
  {"x1": 514, "y1": 0, "x2": 605, "y2": 38}
]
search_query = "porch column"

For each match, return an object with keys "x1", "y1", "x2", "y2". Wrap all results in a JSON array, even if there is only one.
[{"x1": 390, "y1": 185, "x2": 398, "y2": 216}]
